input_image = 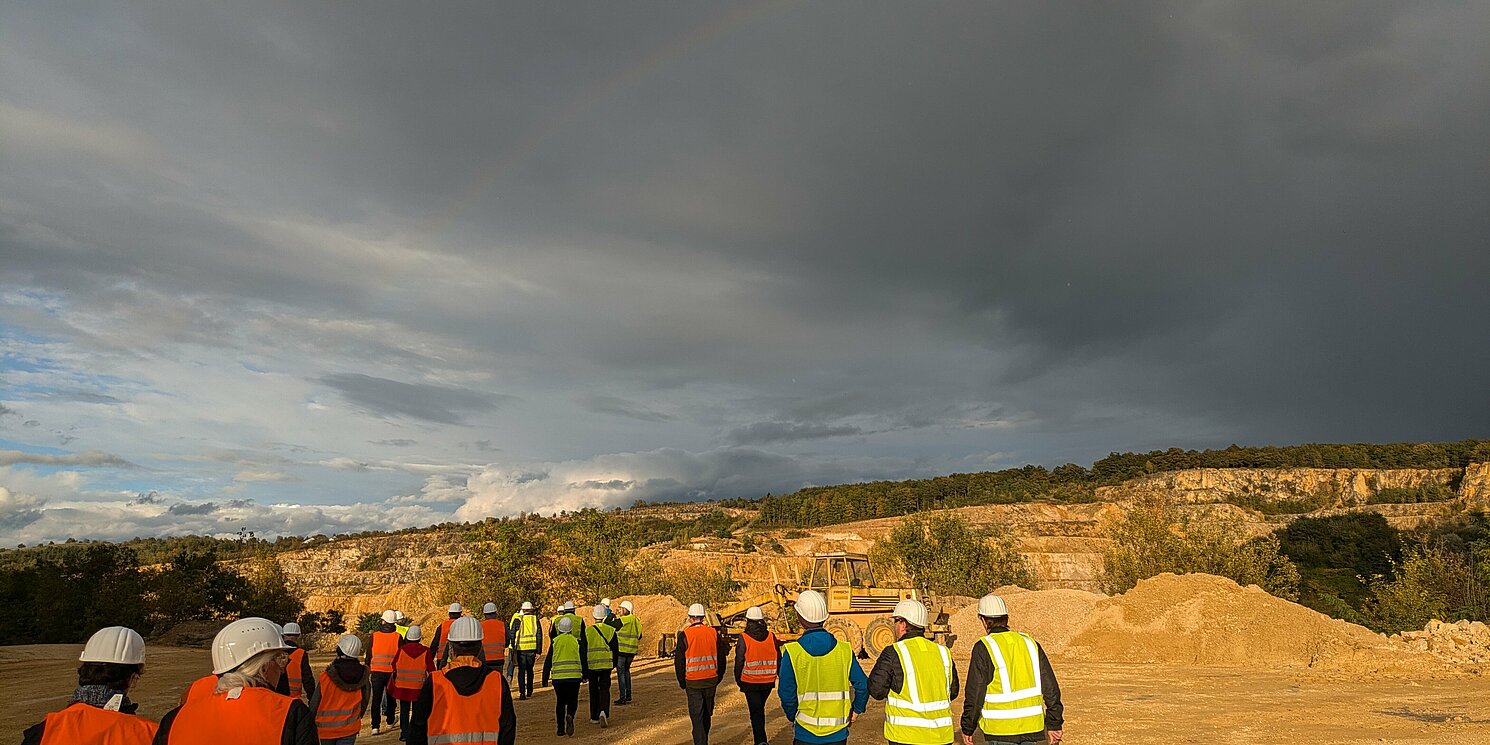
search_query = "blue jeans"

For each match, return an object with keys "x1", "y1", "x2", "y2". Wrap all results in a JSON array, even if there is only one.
[{"x1": 615, "y1": 653, "x2": 635, "y2": 701}]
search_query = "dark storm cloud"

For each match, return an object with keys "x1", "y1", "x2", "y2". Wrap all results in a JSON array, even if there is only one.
[
  {"x1": 0, "y1": 450, "x2": 134, "y2": 467},
  {"x1": 728, "y1": 421, "x2": 863, "y2": 446},
  {"x1": 370, "y1": 439, "x2": 418, "y2": 447},
  {"x1": 321, "y1": 373, "x2": 510, "y2": 425},
  {"x1": 167, "y1": 501, "x2": 218, "y2": 516},
  {"x1": 578, "y1": 394, "x2": 673, "y2": 423}
]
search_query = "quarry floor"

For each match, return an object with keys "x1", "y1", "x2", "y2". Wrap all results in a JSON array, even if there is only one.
[{"x1": 5, "y1": 645, "x2": 1484, "y2": 744}]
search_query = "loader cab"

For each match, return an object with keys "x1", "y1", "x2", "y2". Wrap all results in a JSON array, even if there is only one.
[{"x1": 805, "y1": 553, "x2": 876, "y2": 614}]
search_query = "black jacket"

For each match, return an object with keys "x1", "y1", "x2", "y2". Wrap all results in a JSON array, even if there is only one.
[
  {"x1": 673, "y1": 623, "x2": 729, "y2": 689},
  {"x1": 307, "y1": 656, "x2": 370, "y2": 721},
  {"x1": 867, "y1": 629, "x2": 960, "y2": 704},
  {"x1": 733, "y1": 620, "x2": 780, "y2": 692},
  {"x1": 152, "y1": 687, "x2": 317, "y2": 745},
  {"x1": 406, "y1": 665, "x2": 516, "y2": 745},
  {"x1": 959, "y1": 629, "x2": 1063, "y2": 740},
  {"x1": 272, "y1": 643, "x2": 317, "y2": 699}
]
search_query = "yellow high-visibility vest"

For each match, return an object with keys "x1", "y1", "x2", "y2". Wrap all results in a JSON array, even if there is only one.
[
  {"x1": 883, "y1": 636, "x2": 954, "y2": 744},
  {"x1": 784, "y1": 638, "x2": 853, "y2": 738},
  {"x1": 511, "y1": 614, "x2": 540, "y2": 652},
  {"x1": 977, "y1": 632, "x2": 1045, "y2": 736},
  {"x1": 551, "y1": 634, "x2": 583, "y2": 681},
  {"x1": 586, "y1": 624, "x2": 615, "y2": 670},
  {"x1": 616, "y1": 614, "x2": 642, "y2": 656}
]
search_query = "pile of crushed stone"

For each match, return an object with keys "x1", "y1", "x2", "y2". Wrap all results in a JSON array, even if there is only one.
[
  {"x1": 948, "y1": 588, "x2": 1103, "y2": 654},
  {"x1": 615, "y1": 594, "x2": 686, "y2": 656},
  {"x1": 1393, "y1": 619, "x2": 1490, "y2": 664}
]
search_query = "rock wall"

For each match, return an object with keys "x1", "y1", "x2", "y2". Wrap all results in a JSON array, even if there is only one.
[{"x1": 1094, "y1": 467, "x2": 1468, "y2": 508}]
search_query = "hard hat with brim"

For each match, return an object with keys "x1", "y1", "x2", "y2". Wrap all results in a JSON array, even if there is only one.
[
  {"x1": 405, "y1": 625, "x2": 423, "y2": 642},
  {"x1": 448, "y1": 603, "x2": 463, "y2": 613},
  {"x1": 892, "y1": 598, "x2": 928, "y2": 628},
  {"x1": 620, "y1": 600, "x2": 633, "y2": 612},
  {"x1": 556, "y1": 617, "x2": 573, "y2": 634},
  {"x1": 448, "y1": 616, "x2": 483, "y2": 643},
  {"x1": 381, "y1": 610, "x2": 398, "y2": 624},
  {"x1": 593, "y1": 604, "x2": 608, "y2": 620},
  {"x1": 687, "y1": 603, "x2": 707, "y2": 617},
  {"x1": 745, "y1": 606, "x2": 764, "y2": 621},
  {"x1": 282, "y1": 622, "x2": 302, "y2": 636},
  {"x1": 336, "y1": 635, "x2": 363, "y2": 658},
  {"x1": 978, "y1": 594, "x2": 1009, "y2": 617},
  {"x1": 483, "y1": 602, "x2": 498, "y2": 614},
  {"x1": 80, "y1": 626, "x2": 146, "y2": 665},
  {"x1": 211, "y1": 617, "x2": 293, "y2": 675},
  {"x1": 521, "y1": 602, "x2": 534, "y2": 611},
  {"x1": 794, "y1": 590, "x2": 829, "y2": 623}
]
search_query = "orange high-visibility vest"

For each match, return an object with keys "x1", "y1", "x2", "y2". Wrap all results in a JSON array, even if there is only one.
[
  {"x1": 185, "y1": 675, "x2": 217, "y2": 703},
  {"x1": 683, "y1": 624, "x2": 721, "y2": 681},
  {"x1": 166, "y1": 686, "x2": 293, "y2": 744},
  {"x1": 437, "y1": 617, "x2": 457, "y2": 659},
  {"x1": 370, "y1": 631, "x2": 400, "y2": 673},
  {"x1": 394, "y1": 644, "x2": 432, "y2": 691},
  {"x1": 481, "y1": 619, "x2": 507, "y2": 663},
  {"x1": 285, "y1": 648, "x2": 307, "y2": 700},
  {"x1": 428, "y1": 670, "x2": 504, "y2": 745},
  {"x1": 313, "y1": 671, "x2": 363, "y2": 739},
  {"x1": 740, "y1": 632, "x2": 779, "y2": 684},
  {"x1": 40, "y1": 702, "x2": 158, "y2": 745}
]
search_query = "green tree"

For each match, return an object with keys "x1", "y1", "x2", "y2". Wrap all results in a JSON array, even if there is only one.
[
  {"x1": 242, "y1": 554, "x2": 304, "y2": 623},
  {"x1": 872, "y1": 512, "x2": 1035, "y2": 596}
]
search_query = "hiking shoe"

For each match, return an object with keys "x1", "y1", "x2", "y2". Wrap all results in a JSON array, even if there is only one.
[
  {"x1": 600, "y1": 712, "x2": 609, "y2": 728},
  {"x1": 371, "y1": 726, "x2": 381, "y2": 735},
  {"x1": 565, "y1": 714, "x2": 575, "y2": 735}
]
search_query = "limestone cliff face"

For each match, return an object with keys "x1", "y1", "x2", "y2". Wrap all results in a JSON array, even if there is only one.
[
  {"x1": 1094, "y1": 467, "x2": 1470, "y2": 508},
  {"x1": 253, "y1": 531, "x2": 466, "y2": 626}
]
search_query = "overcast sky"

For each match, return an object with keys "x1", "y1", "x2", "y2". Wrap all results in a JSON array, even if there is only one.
[{"x1": 1, "y1": 1, "x2": 1486, "y2": 545}]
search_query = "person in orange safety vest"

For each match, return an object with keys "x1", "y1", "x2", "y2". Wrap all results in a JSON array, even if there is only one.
[
  {"x1": 405, "y1": 616, "x2": 515, "y2": 745},
  {"x1": 674, "y1": 604, "x2": 729, "y2": 745},
  {"x1": 22, "y1": 626, "x2": 159, "y2": 745},
  {"x1": 274, "y1": 621, "x2": 317, "y2": 704},
  {"x1": 308, "y1": 634, "x2": 371, "y2": 744},
  {"x1": 390, "y1": 624, "x2": 435, "y2": 740}
]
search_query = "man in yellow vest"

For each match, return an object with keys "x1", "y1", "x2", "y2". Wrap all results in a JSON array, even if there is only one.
[
  {"x1": 584, "y1": 603, "x2": 618, "y2": 728},
  {"x1": 508, "y1": 601, "x2": 543, "y2": 700},
  {"x1": 550, "y1": 616, "x2": 585, "y2": 736},
  {"x1": 611, "y1": 599, "x2": 642, "y2": 706},
  {"x1": 959, "y1": 595, "x2": 1063, "y2": 745},
  {"x1": 870, "y1": 599, "x2": 959, "y2": 745},
  {"x1": 778, "y1": 590, "x2": 868, "y2": 745},
  {"x1": 543, "y1": 601, "x2": 585, "y2": 688}
]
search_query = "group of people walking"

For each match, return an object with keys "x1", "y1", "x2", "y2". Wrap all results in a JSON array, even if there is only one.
[{"x1": 24, "y1": 590, "x2": 1062, "y2": 745}]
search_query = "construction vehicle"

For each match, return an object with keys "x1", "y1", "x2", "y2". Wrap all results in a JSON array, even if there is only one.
[{"x1": 660, "y1": 552, "x2": 953, "y2": 658}]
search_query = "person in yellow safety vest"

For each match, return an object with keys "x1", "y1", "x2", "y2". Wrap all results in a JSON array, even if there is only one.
[
  {"x1": 549, "y1": 616, "x2": 585, "y2": 737},
  {"x1": 583, "y1": 603, "x2": 619, "y2": 729},
  {"x1": 365, "y1": 609, "x2": 402, "y2": 735},
  {"x1": 870, "y1": 599, "x2": 960, "y2": 745},
  {"x1": 778, "y1": 590, "x2": 869, "y2": 745},
  {"x1": 22, "y1": 626, "x2": 159, "y2": 745},
  {"x1": 543, "y1": 601, "x2": 585, "y2": 688},
  {"x1": 395, "y1": 612, "x2": 411, "y2": 640},
  {"x1": 674, "y1": 603, "x2": 730, "y2": 745},
  {"x1": 611, "y1": 599, "x2": 642, "y2": 706},
  {"x1": 274, "y1": 622, "x2": 317, "y2": 704},
  {"x1": 508, "y1": 602, "x2": 542, "y2": 700},
  {"x1": 733, "y1": 606, "x2": 781, "y2": 745},
  {"x1": 405, "y1": 616, "x2": 515, "y2": 745},
  {"x1": 958, "y1": 595, "x2": 1063, "y2": 745},
  {"x1": 307, "y1": 635, "x2": 371, "y2": 744},
  {"x1": 432, "y1": 603, "x2": 464, "y2": 668},
  {"x1": 479, "y1": 602, "x2": 508, "y2": 673}
]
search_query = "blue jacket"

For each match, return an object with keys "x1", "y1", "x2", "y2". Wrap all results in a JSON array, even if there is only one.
[{"x1": 777, "y1": 627, "x2": 869, "y2": 744}]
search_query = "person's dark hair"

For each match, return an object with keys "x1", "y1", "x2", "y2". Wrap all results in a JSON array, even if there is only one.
[
  {"x1": 77, "y1": 662, "x2": 142, "y2": 690},
  {"x1": 449, "y1": 640, "x2": 482, "y2": 658},
  {"x1": 981, "y1": 615, "x2": 1010, "y2": 631}
]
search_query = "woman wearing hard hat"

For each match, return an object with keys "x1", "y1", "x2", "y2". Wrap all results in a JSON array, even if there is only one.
[
  {"x1": 734, "y1": 606, "x2": 781, "y2": 745},
  {"x1": 153, "y1": 616, "x2": 316, "y2": 743},
  {"x1": 405, "y1": 616, "x2": 515, "y2": 745},
  {"x1": 309, "y1": 635, "x2": 371, "y2": 744},
  {"x1": 365, "y1": 609, "x2": 402, "y2": 735},
  {"x1": 23, "y1": 626, "x2": 159, "y2": 744},
  {"x1": 390, "y1": 625, "x2": 435, "y2": 740}
]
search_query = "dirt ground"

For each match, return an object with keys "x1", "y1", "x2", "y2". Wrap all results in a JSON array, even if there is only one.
[{"x1": 6, "y1": 645, "x2": 1486, "y2": 744}]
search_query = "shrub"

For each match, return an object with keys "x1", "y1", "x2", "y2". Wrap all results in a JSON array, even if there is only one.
[
  {"x1": 1360, "y1": 544, "x2": 1487, "y2": 632},
  {"x1": 872, "y1": 512, "x2": 1035, "y2": 596}
]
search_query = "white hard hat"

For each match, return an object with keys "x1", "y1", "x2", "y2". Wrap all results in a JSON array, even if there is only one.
[
  {"x1": 556, "y1": 616, "x2": 573, "y2": 634},
  {"x1": 80, "y1": 626, "x2": 145, "y2": 665},
  {"x1": 745, "y1": 606, "x2": 764, "y2": 621},
  {"x1": 211, "y1": 617, "x2": 293, "y2": 675},
  {"x1": 521, "y1": 601, "x2": 534, "y2": 611},
  {"x1": 600, "y1": 597, "x2": 611, "y2": 606},
  {"x1": 593, "y1": 604, "x2": 608, "y2": 620},
  {"x1": 562, "y1": 601, "x2": 576, "y2": 612},
  {"x1": 619, "y1": 600, "x2": 633, "y2": 612},
  {"x1": 448, "y1": 616, "x2": 483, "y2": 643},
  {"x1": 556, "y1": 605, "x2": 564, "y2": 613},
  {"x1": 483, "y1": 602, "x2": 498, "y2": 615},
  {"x1": 405, "y1": 625, "x2": 423, "y2": 642},
  {"x1": 892, "y1": 599, "x2": 928, "y2": 628},
  {"x1": 336, "y1": 635, "x2": 363, "y2": 658},
  {"x1": 978, "y1": 594, "x2": 1009, "y2": 618},
  {"x1": 795, "y1": 590, "x2": 829, "y2": 624},
  {"x1": 381, "y1": 610, "x2": 398, "y2": 624},
  {"x1": 687, "y1": 603, "x2": 707, "y2": 617},
  {"x1": 282, "y1": 622, "x2": 302, "y2": 636},
  {"x1": 448, "y1": 603, "x2": 463, "y2": 613}
]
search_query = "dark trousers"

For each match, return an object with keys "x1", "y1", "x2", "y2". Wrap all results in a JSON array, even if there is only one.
[
  {"x1": 516, "y1": 651, "x2": 537, "y2": 697},
  {"x1": 542, "y1": 649, "x2": 552, "y2": 686},
  {"x1": 588, "y1": 669, "x2": 611, "y2": 720},
  {"x1": 615, "y1": 653, "x2": 635, "y2": 701},
  {"x1": 554, "y1": 679, "x2": 581, "y2": 730},
  {"x1": 397, "y1": 699, "x2": 412, "y2": 738},
  {"x1": 369, "y1": 671, "x2": 395, "y2": 726},
  {"x1": 743, "y1": 686, "x2": 773, "y2": 745},
  {"x1": 686, "y1": 685, "x2": 717, "y2": 745}
]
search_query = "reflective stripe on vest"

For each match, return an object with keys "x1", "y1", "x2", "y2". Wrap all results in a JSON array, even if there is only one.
[
  {"x1": 428, "y1": 670, "x2": 504, "y2": 745},
  {"x1": 683, "y1": 624, "x2": 720, "y2": 680},
  {"x1": 585, "y1": 623, "x2": 614, "y2": 670},
  {"x1": 884, "y1": 636, "x2": 954, "y2": 744},
  {"x1": 551, "y1": 634, "x2": 583, "y2": 680},
  {"x1": 481, "y1": 619, "x2": 507, "y2": 663},
  {"x1": 978, "y1": 632, "x2": 1045, "y2": 736},
  {"x1": 41, "y1": 702, "x2": 158, "y2": 745},
  {"x1": 314, "y1": 670, "x2": 363, "y2": 739},
  {"x1": 166, "y1": 686, "x2": 293, "y2": 744},
  {"x1": 785, "y1": 638, "x2": 853, "y2": 737},
  {"x1": 371, "y1": 631, "x2": 401, "y2": 672},
  {"x1": 512, "y1": 614, "x2": 540, "y2": 651},
  {"x1": 395, "y1": 645, "x2": 433, "y2": 690},
  {"x1": 437, "y1": 617, "x2": 457, "y2": 659},
  {"x1": 616, "y1": 614, "x2": 642, "y2": 655},
  {"x1": 285, "y1": 648, "x2": 306, "y2": 700},
  {"x1": 740, "y1": 632, "x2": 779, "y2": 684}
]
